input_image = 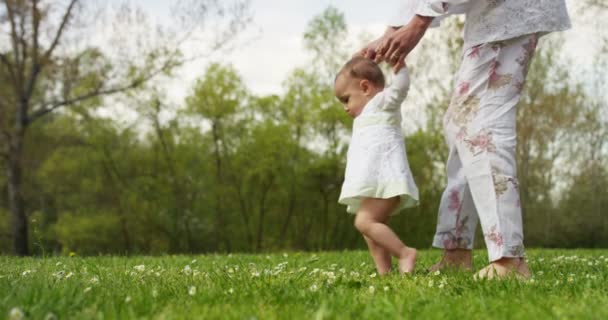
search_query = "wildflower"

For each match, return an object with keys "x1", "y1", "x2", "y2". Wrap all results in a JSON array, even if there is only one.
[
  {"x1": 428, "y1": 280, "x2": 434, "y2": 288},
  {"x1": 228, "y1": 288, "x2": 234, "y2": 294},
  {"x1": 433, "y1": 270, "x2": 441, "y2": 276},
  {"x1": 369, "y1": 273, "x2": 377, "y2": 278},
  {"x1": 53, "y1": 271, "x2": 65, "y2": 279},
  {"x1": 182, "y1": 265, "x2": 192, "y2": 275},
  {"x1": 125, "y1": 296, "x2": 132, "y2": 303},
  {"x1": 438, "y1": 283, "x2": 445, "y2": 289},
  {"x1": 90, "y1": 276, "x2": 100, "y2": 285},
  {"x1": 368, "y1": 285, "x2": 375, "y2": 294},
  {"x1": 360, "y1": 262, "x2": 366, "y2": 267},
  {"x1": 191, "y1": 259, "x2": 197, "y2": 264},
  {"x1": 188, "y1": 286, "x2": 197, "y2": 296},
  {"x1": 44, "y1": 312, "x2": 58, "y2": 320},
  {"x1": 21, "y1": 270, "x2": 32, "y2": 277},
  {"x1": 349, "y1": 271, "x2": 360, "y2": 278},
  {"x1": 8, "y1": 307, "x2": 25, "y2": 320},
  {"x1": 283, "y1": 253, "x2": 288, "y2": 258},
  {"x1": 384, "y1": 286, "x2": 390, "y2": 292},
  {"x1": 83, "y1": 287, "x2": 92, "y2": 293},
  {"x1": 152, "y1": 289, "x2": 159, "y2": 298},
  {"x1": 227, "y1": 268, "x2": 234, "y2": 274},
  {"x1": 133, "y1": 265, "x2": 145, "y2": 272},
  {"x1": 69, "y1": 252, "x2": 76, "y2": 257},
  {"x1": 251, "y1": 271, "x2": 261, "y2": 277},
  {"x1": 309, "y1": 284, "x2": 319, "y2": 292},
  {"x1": 55, "y1": 262, "x2": 63, "y2": 267},
  {"x1": 65, "y1": 272, "x2": 74, "y2": 279}
]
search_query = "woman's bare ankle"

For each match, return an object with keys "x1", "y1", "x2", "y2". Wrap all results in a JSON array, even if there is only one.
[{"x1": 442, "y1": 249, "x2": 473, "y2": 269}]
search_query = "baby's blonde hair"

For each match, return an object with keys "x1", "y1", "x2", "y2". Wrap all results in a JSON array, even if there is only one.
[{"x1": 336, "y1": 57, "x2": 385, "y2": 87}]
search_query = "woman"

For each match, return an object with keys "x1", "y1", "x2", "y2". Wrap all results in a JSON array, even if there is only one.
[{"x1": 359, "y1": 0, "x2": 571, "y2": 279}]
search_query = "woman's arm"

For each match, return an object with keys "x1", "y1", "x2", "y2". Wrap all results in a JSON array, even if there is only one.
[{"x1": 375, "y1": 0, "x2": 471, "y2": 71}]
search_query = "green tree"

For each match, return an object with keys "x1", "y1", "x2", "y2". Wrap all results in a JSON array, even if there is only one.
[{"x1": 0, "y1": 0, "x2": 251, "y2": 255}]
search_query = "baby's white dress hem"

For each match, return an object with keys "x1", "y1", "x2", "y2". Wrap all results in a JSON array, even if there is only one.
[{"x1": 339, "y1": 183, "x2": 419, "y2": 215}]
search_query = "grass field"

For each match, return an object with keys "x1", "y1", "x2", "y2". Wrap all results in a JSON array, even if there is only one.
[{"x1": 2, "y1": 249, "x2": 607, "y2": 319}]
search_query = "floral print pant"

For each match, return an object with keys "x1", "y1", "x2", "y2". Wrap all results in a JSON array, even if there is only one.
[{"x1": 432, "y1": 33, "x2": 538, "y2": 262}]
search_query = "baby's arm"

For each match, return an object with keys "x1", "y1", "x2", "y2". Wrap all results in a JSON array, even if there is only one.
[{"x1": 383, "y1": 67, "x2": 410, "y2": 111}]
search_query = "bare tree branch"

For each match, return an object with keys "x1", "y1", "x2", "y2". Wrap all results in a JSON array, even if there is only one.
[
  {"x1": 5, "y1": 0, "x2": 22, "y2": 85},
  {"x1": 0, "y1": 52, "x2": 17, "y2": 84},
  {"x1": 28, "y1": 46, "x2": 185, "y2": 123},
  {"x1": 23, "y1": 0, "x2": 41, "y2": 108},
  {"x1": 42, "y1": 0, "x2": 79, "y2": 63}
]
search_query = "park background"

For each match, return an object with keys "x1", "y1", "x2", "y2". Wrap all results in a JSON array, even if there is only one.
[{"x1": 0, "y1": 0, "x2": 606, "y2": 256}]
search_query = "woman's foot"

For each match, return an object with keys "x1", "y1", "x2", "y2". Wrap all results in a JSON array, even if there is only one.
[
  {"x1": 428, "y1": 249, "x2": 473, "y2": 272},
  {"x1": 398, "y1": 247, "x2": 417, "y2": 274},
  {"x1": 474, "y1": 257, "x2": 530, "y2": 280}
]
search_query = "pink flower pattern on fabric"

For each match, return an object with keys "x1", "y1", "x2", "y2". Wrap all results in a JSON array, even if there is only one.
[
  {"x1": 457, "y1": 82, "x2": 470, "y2": 96},
  {"x1": 488, "y1": 60, "x2": 513, "y2": 90},
  {"x1": 468, "y1": 45, "x2": 481, "y2": 59},
  {"x1": 448, "y1": 188, "x2": 461, "y2": 212},
  {"x1": 485, "y1": 225, "x2": 504, "y2": 247},
  {"x1": 465, "y1": 130, "x2": 497, "y2": 154}
]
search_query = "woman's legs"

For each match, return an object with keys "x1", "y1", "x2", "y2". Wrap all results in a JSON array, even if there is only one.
[
  {"x1": 355, "y1": 197, "x2": 416, "y2": 274},
  {"x1": 434, "y1": 34, "x2": 539, "y2": 278}
]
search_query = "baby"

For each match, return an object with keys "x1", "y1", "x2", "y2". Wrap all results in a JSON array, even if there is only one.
[{"x1": 335, "y1": 57, "x2": 419, "y2": 274}]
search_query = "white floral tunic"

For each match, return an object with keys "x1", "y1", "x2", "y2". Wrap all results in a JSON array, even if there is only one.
[
  {"x1": 339, "y1": 68, "x2": 419, "y2": 214},
  {"x1": 389, "y1": 0, "x2": 571, "y2": 48}
]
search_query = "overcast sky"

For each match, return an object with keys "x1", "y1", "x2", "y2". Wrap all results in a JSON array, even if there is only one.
[{"x1": 106, "y1": 0, "x2": 595, "y2": 102}]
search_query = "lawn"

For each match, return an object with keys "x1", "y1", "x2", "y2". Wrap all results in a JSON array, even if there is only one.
[{"x1": 2, "y1": 249, "x2": 607, "y2": 319}]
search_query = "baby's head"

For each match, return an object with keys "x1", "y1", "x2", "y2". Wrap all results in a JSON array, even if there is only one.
[{"x1": 334, "y1": 57, "x2": 385, "y2": 118}]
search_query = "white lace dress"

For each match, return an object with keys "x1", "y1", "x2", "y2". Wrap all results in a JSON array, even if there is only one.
[
  {"x1": 389, "y1": 0, "x2": 571, "y2": 48},
  {"x1": 339, "y1": 68, "x2": 419, "y2": 214}
]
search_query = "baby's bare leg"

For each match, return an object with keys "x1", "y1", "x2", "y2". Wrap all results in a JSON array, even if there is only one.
[
  {"x1": 355, "y1": 197, "x2": 417, "y2": 274},
  {"x1": 363, "y1": 235, "x2": 391, "y2": 275}
]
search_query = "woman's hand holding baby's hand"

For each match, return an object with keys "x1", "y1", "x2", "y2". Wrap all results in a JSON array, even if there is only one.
[
  {"x1": 375, "y1": 15, "x2": 433, "y2": 72},
  {"x1": 355, "y1": 37, "x2": 382, "y2": 60}
]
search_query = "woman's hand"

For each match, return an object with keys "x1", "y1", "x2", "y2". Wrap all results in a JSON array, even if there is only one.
[
  {"x1": 375, "y1": 15, "x2": 433, "y2": 72},
  {"x1": 354, "y1": 27, "x2": 398, "y2": 60}
]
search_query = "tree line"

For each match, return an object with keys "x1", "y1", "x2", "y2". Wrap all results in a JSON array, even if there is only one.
[{"x1": 0, "y1": 1, "x2": 606, "y2": 255}]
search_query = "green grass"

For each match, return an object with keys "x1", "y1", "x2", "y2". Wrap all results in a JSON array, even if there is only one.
[{"x1": 1, "y1": 249, "x2": 607, "y2": 319}]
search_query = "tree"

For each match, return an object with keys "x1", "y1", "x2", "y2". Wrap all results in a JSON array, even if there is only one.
[
  {"x1": 0, "y1": 0, "x2": 251, "y2": 255},
  {"x1": 184, "y1": 63, "x2": 249, "y2": 251}
]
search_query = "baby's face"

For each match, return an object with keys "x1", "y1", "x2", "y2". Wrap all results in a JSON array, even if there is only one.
[{"x1": 334, "y1": 74, "x2": 377, "y2": 118}]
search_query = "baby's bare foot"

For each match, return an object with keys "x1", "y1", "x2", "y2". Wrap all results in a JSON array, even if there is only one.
[{"x1": 398, "y1": 247, "x2": 417, "y2": 274}]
